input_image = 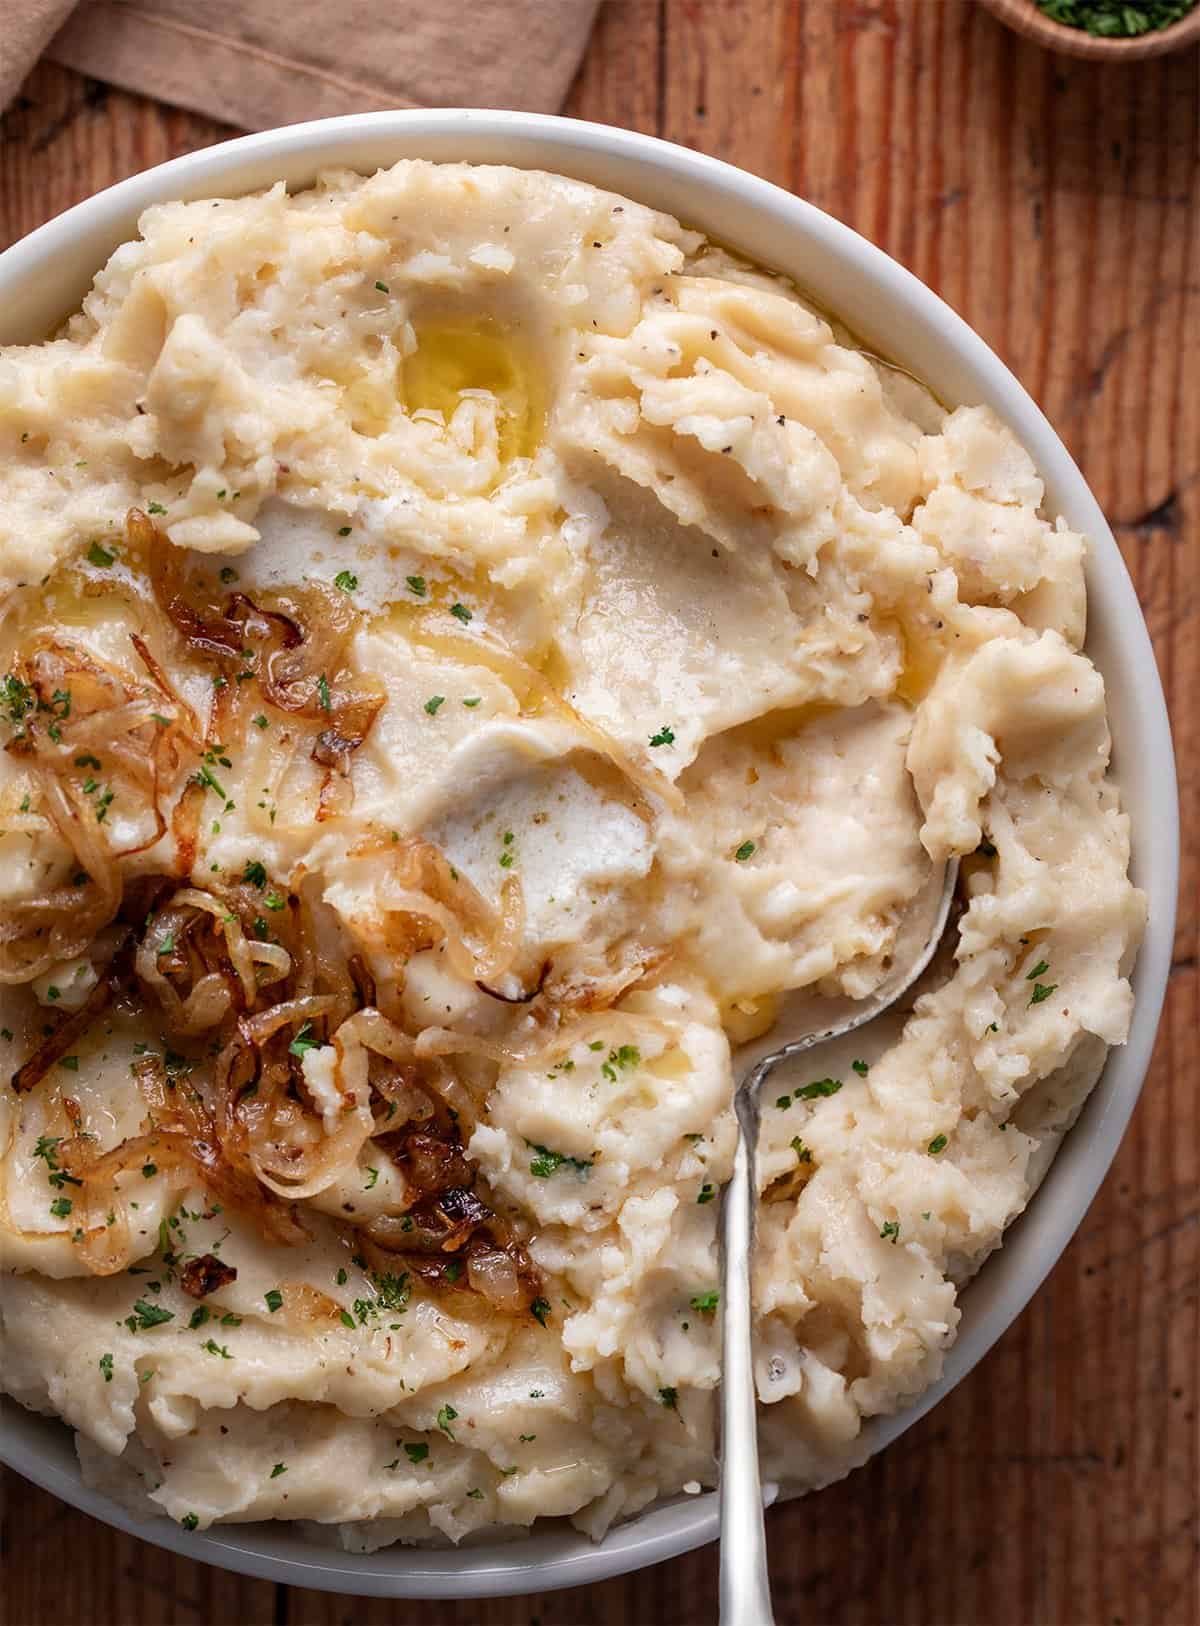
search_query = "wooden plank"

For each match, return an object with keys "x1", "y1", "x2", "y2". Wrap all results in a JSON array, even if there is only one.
[{"x1": 1, "y1": 3, "x2": 1196, "y2": 1622}]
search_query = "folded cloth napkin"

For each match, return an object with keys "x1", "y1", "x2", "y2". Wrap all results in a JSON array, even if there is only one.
[{"x1": 0, "y1": 0, "x2": 600, "y2": 126}]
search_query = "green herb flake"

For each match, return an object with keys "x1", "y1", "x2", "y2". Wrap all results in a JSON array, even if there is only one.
[
  {"x1": 1026, "y1": 959, "x2": 1050, "y2": 981},
  {"x1": 733, "y1": 840, "x2": 756, "y2": 862},
  {"x1": 403, "y1": 1442, "x2": 429, "y2": 1464},
  {"x1": 339, "y1": 1309, "x2": 356, "y2": 1330},
  {"x1": 466, "y1": 1487, "x2": 484, "y2": 1499},
  {"x1": 180, "y1": 1513, "x2": 199, "y2": 1531},
  {"x1": 375, "y1": 280, "x2": 390, "y2": 293},
  {"x1": 201, "y1": 1339, "x2": 232, "y2": 1358},
  {"x1": 1029, "y1": 982, "x2": 1058, "y2": 1006},
  {"x1": 696, "y1": 1183, "x2": 717, "y2": 1205},
  {"x1": 424, "y1": 694, "x2": 445, "y2": 716},
  {"x1": 264, "y1": 1289, "x2": 284, "y2": 1313},
  {"x1": 289, "y1": 1021, "x2": 318, "y2": 1058},
  {"x1": 928, "y1": 1134, "x2": 948, "y2": 1155},
  {"x1": 406, "y1": 575, "x2": 427, "y2": 597},
  {"x1": 794, "y1": 1077, "x2": 843, "y2": 1102},
  {"x1": 462, "y1": 697, "x2": 481, "y2": 707},
  {"x1": 436, "y1": 1404, "x2": 458, "y2": 1439},
  {"x1": 270, "y1": 1462, "x2": 287, "y2": 1478},
  {"x1": 658, "y1": 1386, "x2": 679, "y2": 1409},
  {"x1": 59, "y1": 1055, "x2": 80, "y2": 1072},
  {"x1": 791, "y1": 1136, "x2": 812, "y2": 1163},
  {"x1": 334, "y1": 568, "x2": 358, "y2": 590},
  {"x1": 851, "y1": 1059, "x2": 869, "y2": 1076},
  {"x1": 364, "y1": 1166, "x2": 380, "y2": 1190},
  {"x1": 449, "y1": 602, "x2": 472, "y2": 623},
  {"x1": 689, "y1": 1290, "x2": 719, "y2": 1313},
  {"x1": 86, "y1": 541, "x2": 116, "y2": 568},
  {"x1": 99, "y1": 1352, "x2": 114, "y2": 1382},
  {"x1": 530, "y1": 1297, "x2": 551, "y2": 1327},
  {"x1": 243, "y1": 859, "x2": 267, "y2": 888},
  {"x1": 317, "y1": 674, "x2": 332, "y2": 712},
  {"x1": 648, "y1": 725, "x2": 675, "y2": 747},
  {"x1": 880, "y1": 1220, "x2": 900, "y2": 1245},
  {"x1": 127, "y1": 1299, "x2": 175, "y2": 1332},
  {"x1": 188, "y1": 1307, "x2": 210, "y2": 1330},
  {"x1": 49, "y1": 1197, "x2": 73, "y2": 1218}
]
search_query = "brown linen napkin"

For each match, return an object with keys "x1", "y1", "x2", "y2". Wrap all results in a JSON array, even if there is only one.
[{"x1": 1, "y1": 0, "x2": 600, "y2": 126}]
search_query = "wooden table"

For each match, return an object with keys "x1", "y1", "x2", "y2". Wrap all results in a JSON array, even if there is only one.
[{"x1": 1, "y1": 4, "x2": 1195, "y2": 1623}]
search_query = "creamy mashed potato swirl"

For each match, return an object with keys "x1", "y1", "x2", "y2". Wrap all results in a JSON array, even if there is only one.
[{"x1": 0, "y1": 161, "x2": 1143, "y2": 1546}]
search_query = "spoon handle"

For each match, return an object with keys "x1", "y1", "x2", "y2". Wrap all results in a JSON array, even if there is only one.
[{"x1": 719, "y1": 1104, "x2": 775, "y2": 1626}]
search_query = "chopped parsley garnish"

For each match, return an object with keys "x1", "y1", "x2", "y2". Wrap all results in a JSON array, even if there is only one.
[
  {"x1": 527, "y1": 1141, "x2": 592, "y2": 1178},
  {"x1": 270, "y1": 1462, "x2": 287, "y2": 1478},
  {"x1": 463, "y1": 697, "x2": 481, "y2": 707},
  {"x1": 317, "y1": 674, "x2": 332, "y2": 712},
  {"x1": 49, "y1": 1197, "x2": 73, "y2": 1218},
  {"x1": 157, "y1": 934, "x2": 176, "y2": 956},
  {"x1": 658, "y1": 1386, "x2": 679, "y2": 1409},
  {"x1": 289, "y1": 1021, "x2": 318, "y2": 1057},
  {"x1": 180, "y1": 1513, "x2": 199, "y2": 1531},
  {"x1": 424, "y1": 694, "x2": 445, "y2": 715},
  {"x1": 243, "y1": 859, "x2": 267, "y2": 887},
  {"x1": 99, "y1": 1352, "x2": 114, "y2": 1382},
  {"x1": 600, "y1": 1044, "x2": 640, "y2": 1082},
  {"x1": 334, "y1": 569, "x2": 358, "y2": 591},
  {"x1": 59, "y1": 1056, "x2": 79, "y2": 1072},
  {"x1": 444, "y1": 1260, "x2": 462, "y2": 1283},
  {"x1": 264, "y1": 1289, "x2": 284, "y2": 1313},
  {"x1": 1033, "y1": 0, "x2": 1195, "y2": 36},
  {"x1": 791, "y1": 1136, "x2": 812, "y2": 1163},
  {"x1": 733, "y1": 840, "x2": 756, "y2": 862},
  {"x1": 449, "y1": 602, "x2": 472, "y2": 623},
  {"x1": 1029, "y1": 982, "x2": 1058, "y2": 1006},
  {"x1": 467, "y1": 1487, "x2": 484, "y2": 1499},
  {"x1": 436, "y1": 1404, "x2": 458, "y2": 1439},
  {"x1": 404, "y1": 1442, "x2": 429, "y2": 1464},
  {"x1": 880, "y1": 1220, "x2": 900, "y2": 1244},
  {"x1": 851, "y1": 1059, "x2": 869, "y2": 1076},
  {"x1": 928, "y1": 1134, "x2": 948, "y2": 1155},
  {"x1": 406, "y1": 575, "x2": 427, "y2": 597},
  {"x1": 689, "y1": 1290, "x2": 719, "y2": 1313},
  {"x1": 188, "y1": 1307, "x2": 210, "y2": 1330},
  {"x1": 778, "y1": 1077, "x2": 843, "y2": 1108},
  {"x1": 336, "y1": 1268, "x2": 348, "y2": 1286},
  {"x1": 219, "y1": 566, "x2": 237, "y2": 583},
  {"x1": 126, "y1": 1299, "x2": 175, "y2": 1332},
  {"x1": 375, "y1": 280, "x2": 390, "y2": 293},
  {"x1": 1026, "y1": 960, "x2": 1050, "y2": 981},
  {"x1": 696, "y1": 1183, "x2": 716, "y2": 1204},
  {"x1": 252, "y1": 713, "x2": 269, "y2": 729},
  {"x1": 86, "y1": 541, "x2": 115, "y2": 568},
  {"x1": 142, "y1": 1163, "x2": 157, "y2": 1178},
  {"x1": 264, "y1": 893, "x2": 286, "y2": 911},
  {"x1": 339, "y1": 1309, "x2": 356, "y2": 1330},
  {"x1": 648, "y1": 725, "x2": 675, "y2": 747},
  {"x1": 364, "y1": 1166, "x2": 380, "y2": 1190},
  {"x1": 530, "y1": 1297, "x2": 551, "y2": 1327},
  {"x1": 201, "y1": 1339, "x2": 232, "y2": 1358}
]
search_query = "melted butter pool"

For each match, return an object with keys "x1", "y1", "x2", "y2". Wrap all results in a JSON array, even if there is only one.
[{"x1": 402, "y1": 318, "x2": 545, "y2": 464}]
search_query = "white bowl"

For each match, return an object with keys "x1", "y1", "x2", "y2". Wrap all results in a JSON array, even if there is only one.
[{"x1": 0, "y1": 110, "x2": 1179, "y2": 1600}]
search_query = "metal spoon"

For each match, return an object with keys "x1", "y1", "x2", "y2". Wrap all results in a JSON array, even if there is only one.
[{"x1": 718, "y1": 858, "x2": 960, "y2": 1625}]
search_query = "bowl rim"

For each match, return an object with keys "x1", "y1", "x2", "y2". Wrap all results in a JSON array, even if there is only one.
[{"x1": 0, "y1": 108, "x2": 1180, "y2": 1600}]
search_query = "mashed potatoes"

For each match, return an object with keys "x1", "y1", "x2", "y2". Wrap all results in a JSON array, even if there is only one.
[{"x1": 0, "y1": 161, "x2": 1144, "y2": 1546}]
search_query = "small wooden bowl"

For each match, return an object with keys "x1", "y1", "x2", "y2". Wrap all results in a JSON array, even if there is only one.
[{"x1": 979, "y1": 0, "x2": 1200, "y2": 59}]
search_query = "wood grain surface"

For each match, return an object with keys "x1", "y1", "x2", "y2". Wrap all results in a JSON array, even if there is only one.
[{"x1": 1, "y1": 4, "x2": 1196, "y2": 1623}]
